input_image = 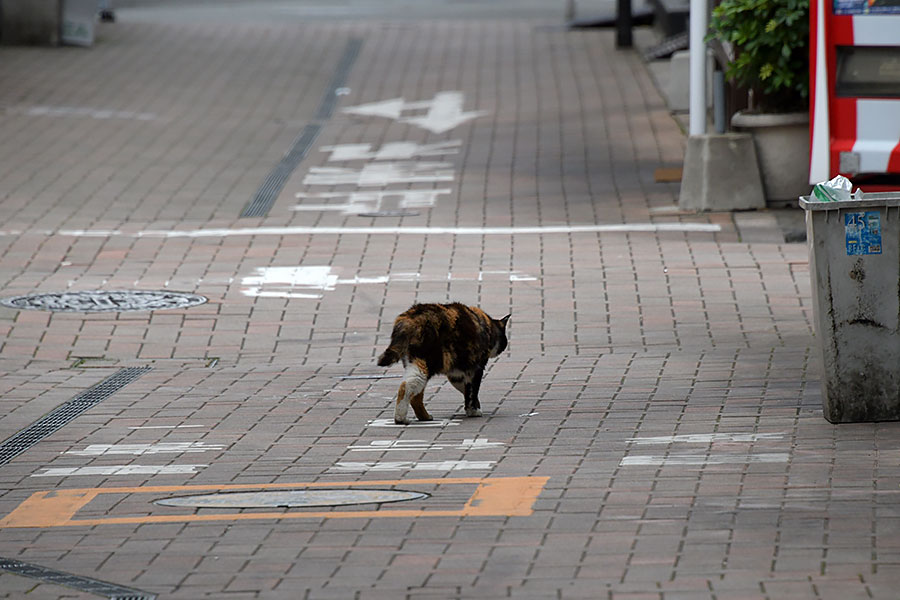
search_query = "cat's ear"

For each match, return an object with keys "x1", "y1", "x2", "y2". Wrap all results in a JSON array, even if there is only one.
[{"x1": 499, "y1": 314, "x2": 511, "y2": 328}]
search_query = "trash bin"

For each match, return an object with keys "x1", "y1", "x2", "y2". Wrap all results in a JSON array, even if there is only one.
[
  {"x1": 61, "y1": 0, "x2": 96, "y2": 46},
  {"x1": 801, "y1": 192, "x2": 900, "y2": 423}
]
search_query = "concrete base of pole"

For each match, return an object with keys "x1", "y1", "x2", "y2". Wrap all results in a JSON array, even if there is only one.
[
  {"x1": 679, "y1": 133, "x2": 766, "y2": 212},
  {"x1": 0, "y1": 0, "x2": 62, "y2": 46}
]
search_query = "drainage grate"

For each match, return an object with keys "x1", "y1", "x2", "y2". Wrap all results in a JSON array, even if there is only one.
[
  {"x1": 0, "y1": 367, "x2": 151, "y2": 467},
  {"x1": 240, "y1": 37, "x2": 363, "y2": 218},
  {"x1": 315, "y1": 37, "x2": 363, "y2": 120},
  {"x1": 0, "y1": 556, "x2": 156, "y2": 600},
  {"x1": 0, "y1": 290, "x2": 207, "y2": 313},
  {"x1": 241, "y1": 123, "x2": 321, "y2": 218}
]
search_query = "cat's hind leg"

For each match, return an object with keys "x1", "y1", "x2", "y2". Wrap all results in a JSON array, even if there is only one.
[
  {"x1": 395, "y1": 360, "x2": 428, "y2": 425},
  {"x1": 410, "y1": 390, "x2": 432, "y2": 421}
]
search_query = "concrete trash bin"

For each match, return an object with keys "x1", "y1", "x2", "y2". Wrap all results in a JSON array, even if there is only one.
[{"x1": 801, "y1": 192, "x2": 900, "y2": 423}]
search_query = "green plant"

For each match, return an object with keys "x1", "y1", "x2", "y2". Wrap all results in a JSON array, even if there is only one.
[{"x1": 708, "y1": 0, "x2": 809, "y2": 112}]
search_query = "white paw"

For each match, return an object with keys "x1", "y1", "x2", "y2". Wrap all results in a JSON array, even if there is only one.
[{"x1": 465, "y1": 408, "x2": 482, "y2": 418}]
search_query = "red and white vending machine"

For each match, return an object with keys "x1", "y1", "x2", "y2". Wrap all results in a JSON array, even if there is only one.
[{"x1": 809, "y1": 0, "x2": 900, "y2": 187}]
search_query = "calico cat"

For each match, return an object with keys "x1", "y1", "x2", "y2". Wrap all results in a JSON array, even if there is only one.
[{"x1": 377, "y1": 303, "x2": 510, "y2": 424}]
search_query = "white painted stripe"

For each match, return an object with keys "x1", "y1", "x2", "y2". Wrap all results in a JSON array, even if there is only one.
[
  {"x1": 331, "y1": 460, "x2": 495, "y2": 472},
  {"x1": 628, "y1": 433, "x2": 784, "y2": 445},
  {"x1": 25, "y1": 105, "x2": 157, "y2": 121},
  {"x1": 240, "y1": 266, "x2": 538, "y2": 298},
  {"x1": 292, "y1": 189, "x2": 450, "y2": 214},
  {"x1": 366, "y1": 418, "x2": 461, "y2": 428},
  {"x1": 32, "y1": 465, "x2": 208, "y2": 477},
  {"x1": 620, "y1": 453, "x2": 789, "y2": 466},
  {"x1": 303, "y1": 162, "x2": 455, "y2": 186},
  {"x1": 242, "y1": 266, "x2": 338, "y2": 289},
  {"x1": 128, "y1": 425, "x2": 205, "y2": 430},
  {"x1": 246, "y1": 290, "x2": 323, "y2": 299},
  {"x1": 51, "y1": 223, "x2": 720, "y2": 239},
  {"x1": 321, "y1": 140, "x2": 461, "y2": 161},
  {"x1": 65, "y1": 442, "x2": 225, "y2": 456},
  {"x1": 347, "y1": 438, "x2": 504, "y2": 452}
]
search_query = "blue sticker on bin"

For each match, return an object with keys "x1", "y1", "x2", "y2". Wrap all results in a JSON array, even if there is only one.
[{"x1": 845, "y1": 211, "x2": 882, "y2": 256}]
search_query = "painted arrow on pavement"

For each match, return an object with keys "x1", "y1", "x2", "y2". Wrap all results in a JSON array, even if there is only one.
[{"x1": 342, "y1": 91, "x2": 488, "y2": 134}]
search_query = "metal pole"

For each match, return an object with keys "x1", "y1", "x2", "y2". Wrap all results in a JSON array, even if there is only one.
[
  {"x1": 713, "y1": 70, "x2": 726, "y2": 133},
  {"x1": 689, "y1": 0, "x2": 708, "y2": 135},
  {"x1": 616, "y1": 0, "x2": 633, "y2": 48}
]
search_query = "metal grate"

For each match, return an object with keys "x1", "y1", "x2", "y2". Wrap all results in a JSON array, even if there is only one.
[
  {"x1": 241, "y1": 123, "x2": 321, "y2": 218},
  {"x1": 240, "y1": 37, "x2": 363, "y2": 218},
  {"x1": 0, "y1": 556, "x2": 156, "y2": 600},
  {"x1": 643, "y1": 31, "x2": 689, "y2": 60},
  {"x1": 315, "y1": 37, "x2": 363, "y2": 120},
  {"x1": 0, "y1": 367, "x2": 151, "y2": 466},
  {"x1": 0, "y1": 290, "x2": 207, "y2": 313}
]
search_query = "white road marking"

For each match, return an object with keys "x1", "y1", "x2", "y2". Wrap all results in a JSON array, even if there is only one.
[
  {"x1": 64, "y1": 442, "x2": 225, "y2": 456},
  {"x1": 342, "y1": 92, "x2": 488, "y2": 134},
  {"x1": 24, "y1": 105, "x2": 157, "y2": 121},
  {"x1": 331, "y1": 460, "x2": 495, "y2": 472},
  {"x1": 242, "y1": 266, "x2": 337, "y2": 290},
  {"x1": 620, "y1": 453, "x2": 789, "y2": 467},
  {"x1": 241, "y1": 266, "x2": 537, "y2": 298},
  {"x1": 292, "y1": 189, "x2": 450, "y2": 214},
  {"x1": 347, "y1": 438, "x2": 504, "y2": 452},
  {"x1": 50, "y1": 223, "x2": 721, "y2": 238},
  {"x1": 321, "y1": 140, "x2": 461, "y2": 161},
  {"x1": 302, "y1": 162, "x2": 454, "y2": 186},
  {"x1": 627, "y1": 433, "x2": 785, "y2": 445},
  {"x1": 32, "y1": 465, "x2": 208, "y2": 477},
  {"x1": 366, "y1": 418, "x2": 461, "y2": 428},
  {"x1": 128, "y1": 425, "x2": 205, "y2": 430}
]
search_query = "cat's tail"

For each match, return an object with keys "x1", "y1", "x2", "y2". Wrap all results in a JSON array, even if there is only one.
[
  {"x1": 377, "y1": 320, "x2": 410, "y2": 367},
  {"x1": 377, "y1": 346, "x2": 402, "y2": 367}
]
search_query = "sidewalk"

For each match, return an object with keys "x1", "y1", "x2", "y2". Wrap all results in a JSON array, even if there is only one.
[{"x1": 0, "y1": 2, "x2": 897, "y2": 599}]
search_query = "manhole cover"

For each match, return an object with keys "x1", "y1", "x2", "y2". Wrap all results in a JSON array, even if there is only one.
[
  {"x1": 0, "y1": 290, "x2": 207, "y2": 313},
  {"x1": 155, "y1": 489, "x2": 428, "y2": 509},
  {"x1": 358, "y1": 210, "x2": 419, "y2": 218}
]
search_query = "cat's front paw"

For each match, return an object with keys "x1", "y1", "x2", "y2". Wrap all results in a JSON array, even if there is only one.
[
  {"x1": 465, "y1": 408, "x2": 482, "y2": 418},
  {"x1": 394, "y1": 413, "x2": 410, "y2": 425}
]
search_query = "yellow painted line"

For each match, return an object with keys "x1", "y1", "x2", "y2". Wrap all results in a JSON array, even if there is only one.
[{"x1": 0, "y1": 476, "x2": 548, "y2": 528}]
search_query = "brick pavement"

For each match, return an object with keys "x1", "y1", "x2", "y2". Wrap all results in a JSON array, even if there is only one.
[{"x1": 0, "y1": 1, "x2": 899, "y2": 599}]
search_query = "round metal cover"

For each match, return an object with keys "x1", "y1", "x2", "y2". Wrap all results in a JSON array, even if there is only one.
[
  {"x1": 155, "y1": 489, "x2": 429, "y2": 509},
  {"x1": 0, "y1": 290, "x2": 207, "y2": 313}
]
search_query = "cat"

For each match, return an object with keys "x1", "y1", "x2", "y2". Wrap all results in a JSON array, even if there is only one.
[{"x1": 377, "y1": 303, "x2": 510, "y2": 424}]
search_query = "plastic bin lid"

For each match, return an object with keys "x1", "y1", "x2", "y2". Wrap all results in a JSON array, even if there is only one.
[{"x1": 800, "y1": 192, "x2": 900, "y2": 211}]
